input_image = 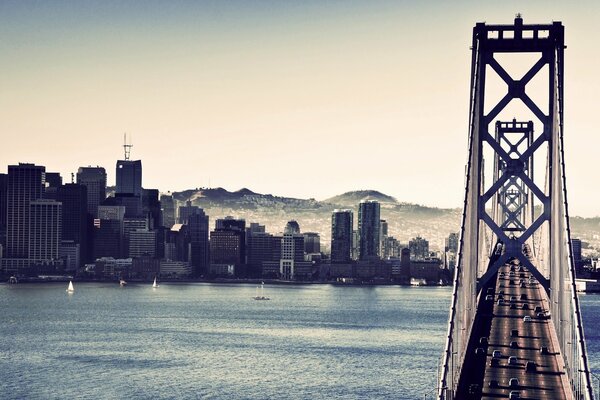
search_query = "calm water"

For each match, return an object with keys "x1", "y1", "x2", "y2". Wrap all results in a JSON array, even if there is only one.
[
  {"x1": 0, "y1": 283, "x2": 451, "y2": 399},
  {"x1": 4, "y1": 283, "x2": 600, "y2": 399}
]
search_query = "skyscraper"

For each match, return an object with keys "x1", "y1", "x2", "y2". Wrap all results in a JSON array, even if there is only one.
[
  {"x1": 29, "y1": 199, "x2": 62, "y2": 265},
  {"x1": 116, "y1": 160, "x2": 142, "y2": 196},
  {"x1": 160, "y1": 194, "x2": 175, "y2": 228},
  {"x1": 210, "y1": 218, "x2": 246, "y2": 276},
  {"x1": 57, "y1": 184, "x2": 88, "y2": 266},
  {"x1": 409, "y1": 236, "x2": 429, "y2": 260},
  {"x1": 0, "y1": 173, "x2": 7, "y2": 248},
  {"x1": 331, "y1": 209, "x2": 353, "y2": 263},
  {"x1": 188, "y1": 209, "x2": 210, "y2": 277},
  {"x1": 303, "y1": 232, "x2": 320, "y2": 254},
  {"x1": 358, "y1": 200, "x2": 380, "y2": 261},
  {"x1": 76, "y1": 166, "x2": 107, "y2": 218},
  {"x1": 178, "y1": 200, "x2": 199, "y2": 225},
  {"x1": 6, "y1": 163, "x2": 45, "y2": 261}
]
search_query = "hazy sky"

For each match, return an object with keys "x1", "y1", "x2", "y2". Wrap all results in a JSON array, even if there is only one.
[{"x1": 1, "y1": 1, "x2": 598, "y2": 216}]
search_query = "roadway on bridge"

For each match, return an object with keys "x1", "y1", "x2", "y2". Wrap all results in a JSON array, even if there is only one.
[{"x1": 456, "y1": 263, "x2": 568, "y2": 399}]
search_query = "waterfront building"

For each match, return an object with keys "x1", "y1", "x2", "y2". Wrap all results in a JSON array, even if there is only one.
[
  {"x1": 379, "y1": 219, "x2": 388, "y2": 258},
  {"x1": 93, "y1": 219, "x2": 123, "y2": 259},
  {"x1": 59, "y1": 240, "x2": 80, "y2": 272},
  {"x1": 188, "y1": 209, "x2": 210, "y2": 277},
  {"x1": 331, "y1": 209, "x2": 353, "y2": 263},
  {"x1": 160, "y1": 260, "x2": 191, "y2": 278},
  {"x1": 56, "y1": 183, "x2": 88, "y2": 267},
  {"x1": 210, "y1": 218, "x2": 246, "y2": 276},
  {"x1": 128, "y1": 229, "x2": 156, "y2": 258},
  {"x1": 0, "y1": 173, "x2": 7, "y2": 248},
  {"x1": 4, "y1": 163, "x2": 45, "y2": 273},
  {"x1": 29, "y1": 199, "x2": 62, "y2": 265},
  {"x1": 358, "y1": 200, "x2": 381, "y2": 261},
  {"x1": 572, "y1": 238, "x2": 582, "y2": 263},
  {"x1": 76, "y1": 166, "x2": 107, "y2": 218},
  {"x1": 164, "y1": 224, "x2": 190, "y2": 262}
]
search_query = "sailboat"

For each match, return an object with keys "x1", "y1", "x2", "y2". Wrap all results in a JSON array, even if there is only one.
[
  {"x1": 66, "y1": 280, "x2": 75, "y2": 293},
  {"x1": 152, "y1": 277, "x2": 159, "y2": 288},
  {"x1": 253, "y1": 282, "x2": 270, "y2": 300}
]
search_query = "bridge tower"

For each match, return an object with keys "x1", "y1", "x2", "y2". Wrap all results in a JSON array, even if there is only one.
[{"x1": 438, "y1": 16, "x2": 593, "y2": 399}]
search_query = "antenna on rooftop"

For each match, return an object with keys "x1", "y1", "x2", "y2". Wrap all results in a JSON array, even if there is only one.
[{"x1": 123, "y1": 133, "x2": 133, "y2": 160}]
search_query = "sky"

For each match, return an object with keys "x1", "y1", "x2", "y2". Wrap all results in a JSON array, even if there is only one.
[{"x1": 1, "y1": 0, "x2": 598, "y2": 216}]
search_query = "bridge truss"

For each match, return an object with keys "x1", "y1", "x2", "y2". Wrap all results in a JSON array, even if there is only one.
[{"x1": 438, "y1": 16, "x2": 593, "y2": 399}]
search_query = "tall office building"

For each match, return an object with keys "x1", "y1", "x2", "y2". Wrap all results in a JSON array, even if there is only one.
[
  {"x1": 188, "y1": 209, "x2": 210, "y2": 277},
  {"x1": 210, "y1": 218, "x2": 246, "y2": 275},
  {"x1": 76, "y1": 166, "x2": 107, "y2": 217},
  {"x1": 303, "y1": 232, "x2": 320, "y2": 254},
  {"x1": 116, "y1": 159, "x2": 142, "y2": 196},
  {"x1": 571, "y1": 238, "x2": 582, "y2": 263},
  {"x1": 178, "y1": 200, "x2": 199, "y2": 225},
  {"x1": 29, "y1": 200, "x2": 62, "y2": 263},
  {"x1": 142, "y1": 189, "x2": 161, "y2": 229},
  {"x1": 43, "y1": 172, "x2": 62, "y2": 200},
  {"x1": 129, "y1": 229, "x2": 157, "y2": 258},
  {"x1": 280, "y1": 232, "x2": 306, "y2": 280},
  {"x1": 0, "y1": 173, "x2": 7, "y2": 248},
  {"x1": 358, "y1": 200, "x2": 381, "y2": 261},
  {"x1": 331, "y1": 209, "x2": 353, "y2": 263},
  {"x1": 57, "y1": 184, "x2": 88, "y2": 266},
  {"x1": 379, "y1": 220, "x2": 388, "y2": 258},
  {"x1": 160, "y1": 194, "x2": 175, "y2": 228},
  {"x1": 284, "y1": 220, "x2": 300, "y2": 235},
  {"x1": 6, "y1": 163, "x2": 46, "y2": 260},
  {"x1": 246, "y1": 224, "x2": 275, "y2": 278}
]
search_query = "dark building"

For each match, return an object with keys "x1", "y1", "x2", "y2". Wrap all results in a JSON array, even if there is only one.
[
  {"x1": 284, "y1": 220, "x2": 300, "y2": 235},
  {"x1": 103, "y1": 193, "x2": 142, "y2": 218},
  {"x1": 165, "y1": 224, "x2": 189, "y2": 262},
  {"x1": 160, "y1": 194, "x2": 175, "y2": 228},
  {"x1": 178, "y1": 200, "x2": 199, "y2": 225},
  {"x1": 188, "y1": 209, "x2": 210, "y2": 277},
  {"x1": 56, "y1": 184, "x2": 88, "y2": 267},
  {"x1": 0, "y1": 173, "x2": 7, "y2": 248},
  {"x1": 142, "y1": 188, "x2": 161, "y2": 229},
  {"x1": 210, "y1": 218, "x2": 246, "y2": 276},
  {"x1": 571, "y1": 238, "x2": 582, "y2": 264},
  {"x1": 246, "y1": 228, "x2": 276, "y2": 278},
  {"x1": 400, "y1": 248, "x2": 411, "y2": 282},
  {"x1": 331, "y1": 209, "x2": 353, "y2": 263},
  {"x1": 43, "y1": 172, "x2": 62, "y2": 200},
  {"x1": 358, "y1": 200, "x2": 380, "y2": 261},
  {"x1": 116, "y1": 159, "x2": 142, "y2": 197},
  {"x1": 76, "y1": 166, "x2": 107, "y2": 218},
  {"x1": 6, "y1": 164, "x2": 46, "y2": 262},
  {"x1": 445, "y1": 232, "x2": 459, "y2": 253},
  {"x1": 303, "y1": 232, "x2": 320, "y2": 254},
  {"x1": 93, "y1": 219, "x2": 123, "y2": 259}
]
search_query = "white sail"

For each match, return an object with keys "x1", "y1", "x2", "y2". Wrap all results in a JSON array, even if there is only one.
[
  {"x1": 152, "y1": 277, "x2": 159, "y2": 288},
  {"x1": 66, "y1": 280, "x2": 74, "y2": 292}
]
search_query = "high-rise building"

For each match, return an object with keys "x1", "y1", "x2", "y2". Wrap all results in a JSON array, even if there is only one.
[
  {"x1": 6, "y1": 163, "x2": 45, "y2": 260},
  {"x1": 246, "y1": 224, "x2": 276, "y2": 278},
  {"x1": 160, "y1": 194, "x2": 175, "y2": 228},
  {"x1": 445, "y1": 232, "x2": 459, "y2": 253},
  {"x1": 409, "y1": 236, "x2": 429, "y2": 260},
  {"x1": 43, "y1": 172, "x2": 62, "y2": 200},
  {"x1": 76, "y1": 166, "x2": 107, "y2": 218},
  {"x1": 210, "y1": 218, "x2": 246, "y2": 276},
  {"x1": 116, "y1": 160, "x2": 142, "y2": 196},
  {"x1": 280, "y1": 232, "x2": 309, "y2": 280},
  {"x1": 303, "y1": 232, "x2": 320, "y2": 254},
  {"x1": 142, "y1": 189, "x2": 161, "y2": 229},
  {"x1": 0, "y1": 173, "x2": 7, "y2": 248},
  {"x1": 358, "y1": 200, "x2": 381, "y2": 261},
  {"x1": 571, "y1": 238, "x2": 582, "y2": 263},
  {"x1": 56, "y1": 184, "x2": 88, "y2": 267},
  {"x1": 29, "y1": 200, "x2": 62, "y2": 264},
  {"x1": 93, "y1": 219, "x2": 123, "y2": 259},
  {"x1": 188, "y1": 209, "x2": 210, "y2": 277},
  {"x1": 379, "y1": 219, "x2": 388, "y2": 258},
  {"x1": 284, "y1": 220, "x2": 300, "y2": 235},
  {"x1": 178, "y1": 200, "x2": 199, "y2": 225},
  {"x1": 128, "y1": 229, "x2": 157, "y2": 258},
  {"x1": 165, "y1": 224, "x2": 189, "y2": 262},
  {"x1": 331, "y1": 209, "x2": 353, "y2": 263}
]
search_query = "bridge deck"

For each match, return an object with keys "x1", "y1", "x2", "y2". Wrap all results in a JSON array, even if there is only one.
[{"x1": 456, "y1": 263, "x2": 568, "y2": 399}]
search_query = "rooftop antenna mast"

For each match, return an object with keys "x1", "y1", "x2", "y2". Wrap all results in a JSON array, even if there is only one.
[{"x1": 123, "y1": 133, "x2": 133, "y2": 160}]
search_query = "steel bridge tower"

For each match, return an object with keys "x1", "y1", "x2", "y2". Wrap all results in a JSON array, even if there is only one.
[{"x1": 438, "y1": 16, "x2": 593, "y2": 399}]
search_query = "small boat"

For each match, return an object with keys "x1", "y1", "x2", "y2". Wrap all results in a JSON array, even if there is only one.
[
  {"x1": 8, "y1": 276, "x2": 18, "y2": 284},
  {"x1": 253, "y1": 282, "x2": 270, "y2": 301},
  {"x1": 152, "y1": 277, "x2": 159, "y2": 288},
  {"x1": 66, "y1": 280, "x2": 75, "y2": 293},
  {"x1": 119, "y1": 279, "x2": 127, "y2": 286}
]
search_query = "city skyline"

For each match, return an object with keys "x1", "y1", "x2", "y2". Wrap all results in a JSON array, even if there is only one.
[{"x1": 2, "y1": 1, "x2": 599, "y2": 216}]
